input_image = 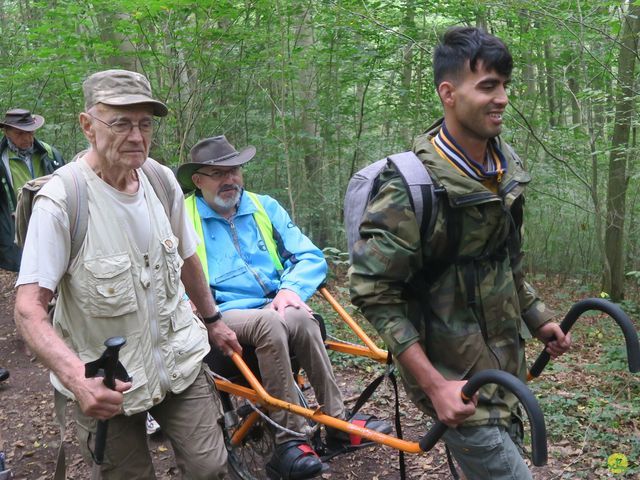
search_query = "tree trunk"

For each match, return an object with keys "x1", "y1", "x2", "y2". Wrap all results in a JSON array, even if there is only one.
[
  {"x1": 543, "y1": 39, "x2": 556, "y2": 127},
  {"x1": 95, "y1": 9, "x2": 138, "y2": 71},
  {"x1": 399, "y1": 3, "x2": 415, "y2": 145},
  {"x1": 603, "y1": 2, "x2": 640, "y2": 299}
]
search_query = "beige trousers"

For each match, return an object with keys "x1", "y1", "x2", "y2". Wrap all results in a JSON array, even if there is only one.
[
  {"x1": 222, "y1": 307, "x2": 345, "y2": 444},
  {"x1": 75, "y1": 368, "x2": 227, "y2": 479}
]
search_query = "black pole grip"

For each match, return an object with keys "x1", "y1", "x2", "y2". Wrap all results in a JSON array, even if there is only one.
[
  {"x1": 529, "y1": 298, "x2": 640, "y2": 379},
  {"x1": 93, "y1": 336, "x2": 126, "y2": 465},
  {"x1": 419, "y1": 369, "x2": 548, "y2": 466}
]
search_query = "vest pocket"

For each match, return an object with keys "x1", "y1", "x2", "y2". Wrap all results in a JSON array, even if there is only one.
[
  {"x1": 161, "y1": 235, "x2": 181, "y2": 298},
  {"x1": 85, "y1": 253, "x2": 137, "y2": 318}
]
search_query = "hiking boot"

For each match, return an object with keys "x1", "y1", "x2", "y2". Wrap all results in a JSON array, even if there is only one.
[
  {"x1": 146, "y1": 414, "x2": 161, "y2": 436},
  {"x1": 325, "y1": 413, "x2": 392, "y2": 452},
  {"x1": 0, "y1": 368, "x2": 9, "y2": 383},
  {"x1": 266, "y1": 440, "x2": 323, "y2": 480}
]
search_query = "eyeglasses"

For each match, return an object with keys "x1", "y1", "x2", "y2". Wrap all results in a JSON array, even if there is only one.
[
  {"x1": 87, "y1": 113, "x2": 154, "y2": 135},
  {"x1": 196, "y1": 166, "x2": 241, "y2": 180}
]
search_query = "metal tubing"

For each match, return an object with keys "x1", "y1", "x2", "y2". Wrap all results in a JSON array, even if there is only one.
[
  {"x1": 319, "y1": 287, "x2": 388, "y2": 362},
  {"x1": 228, "y1": 352, "x2": 423, "y2": 453},
  {"x1": 230, "y1": 410, "x2": 262, "y2": 447}
]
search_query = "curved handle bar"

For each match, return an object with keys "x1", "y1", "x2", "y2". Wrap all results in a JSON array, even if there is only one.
[
  {"x1": 418, "y1": 369, "x2": 548, "y2": 466},
  {"x1": 529, "y1": 298, "x2": 640, "y2": 379}
]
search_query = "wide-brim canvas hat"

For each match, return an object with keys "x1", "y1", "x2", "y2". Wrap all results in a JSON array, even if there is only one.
[
  {"x1": 0, "y1": 109, "x2": 44, "y2": 132},
  {"x1": 83, "y1": 69, "x2": 168, "y2": 117},
  {"x1": 177, "y1": 135, "x2": 256, "y2": 191}
]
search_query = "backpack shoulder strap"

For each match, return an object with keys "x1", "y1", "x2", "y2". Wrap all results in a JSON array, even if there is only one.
[
  {"x1": 53, "y1": 162, "x2": 87, "y2": 262},
  {"x1": 50, "y1": 159, "x2": 174, "y2": 265},
  {"x1": 141, "y1": 158, "x2": 174, "y2": 218},
  {"x1": 387, "y1": 152, "x2": 437, "y2": 239}
]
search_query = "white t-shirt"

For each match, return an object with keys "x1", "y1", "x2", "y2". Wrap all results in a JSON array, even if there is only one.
[{"x1": 16, "y1": 163, "x2": 197, "y2": 292}]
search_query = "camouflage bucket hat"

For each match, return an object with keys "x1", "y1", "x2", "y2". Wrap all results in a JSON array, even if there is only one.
[{"x1": 83, "y1": 69, "x2": 168, "y2": 117}]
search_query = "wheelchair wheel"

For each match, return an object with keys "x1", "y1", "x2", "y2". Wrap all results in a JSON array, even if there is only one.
[
  {"x1": 222, "y1": 383, "x2": 316, "y2": 480},
  {"x1": 223, "y1": 394, "x2": 274, "y2": 480}
]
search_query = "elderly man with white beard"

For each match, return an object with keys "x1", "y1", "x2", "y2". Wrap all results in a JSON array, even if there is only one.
[{"x1": 177, "y1": 136, "x2": 392, "y2": 480}]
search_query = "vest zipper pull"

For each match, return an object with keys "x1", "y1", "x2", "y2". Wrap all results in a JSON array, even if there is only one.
[{"x1": 144, "y1": 254, "x2": 150, "y2": 267}]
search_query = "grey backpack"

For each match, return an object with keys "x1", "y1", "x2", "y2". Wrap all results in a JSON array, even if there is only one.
[{"x1": 344, "y1": 152, "x2": 438, "y2": 261}]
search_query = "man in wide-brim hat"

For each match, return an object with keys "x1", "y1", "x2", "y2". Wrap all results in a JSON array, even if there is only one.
[
  {"x1": 179, "y1": 135, "x2": 392, "y2": 479},
  {"x1": 0, "y1": 108, "x2": 64, "y2": 272}
]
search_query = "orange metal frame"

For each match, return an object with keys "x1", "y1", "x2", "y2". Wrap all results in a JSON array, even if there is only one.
[{"x1": 212, "y1": 286, "x2": 424, "y2": 454}]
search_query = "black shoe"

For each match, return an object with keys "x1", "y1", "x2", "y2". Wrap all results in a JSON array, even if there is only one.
[
  {"x1": 266, "y1": 440, "x2": 323, "y2": 480},
  {"x1": 325, "y1": 413, "x2": 392, "y2": 453},
  {"x1": 0, "y1": 368, "x2": 9, "y2": 383}
]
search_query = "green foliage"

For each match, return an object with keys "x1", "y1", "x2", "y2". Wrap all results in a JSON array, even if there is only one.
[{"x1": 1, "y1": 0, "x2": 640, "y2": 287}]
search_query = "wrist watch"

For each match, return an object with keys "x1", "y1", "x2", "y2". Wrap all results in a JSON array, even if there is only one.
[{"x1": 202, "y1": 308, "x2": 222, "y2": 324}]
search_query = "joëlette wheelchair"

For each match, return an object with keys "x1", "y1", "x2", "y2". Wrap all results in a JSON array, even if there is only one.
[{"x1": 201, "y1": 286, "x2": 640, "y2": 480}]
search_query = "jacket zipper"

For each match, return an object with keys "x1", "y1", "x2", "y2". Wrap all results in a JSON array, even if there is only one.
[
  {"x1": 228, "y1": 219, "x2": 271, "y2": 297},
  {"x1": 451, "y1": 191, "x2": 499, "y2": 208}
]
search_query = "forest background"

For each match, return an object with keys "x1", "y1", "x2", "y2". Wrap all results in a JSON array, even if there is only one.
[{"x1": 1, "y1": 0, "x2": 640, "y2": 300}]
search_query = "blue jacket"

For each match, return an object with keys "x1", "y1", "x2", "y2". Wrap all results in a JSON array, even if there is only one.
[{"x1": 188, "y1": 191, "x2": 327, "y2": 311}]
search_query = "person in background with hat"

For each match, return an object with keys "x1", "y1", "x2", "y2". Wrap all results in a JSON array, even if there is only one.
[
  {"x1": 0, "y1": 108, "x2": 64, "y2": 272},
  {"x1": 0, "y1": 109, "x2": 63, "y2": 388},
  {"x1": 178, "y1": 136, "x2": 392, "y2": 480},
  {"x1": 14, "y1": 70, "x2": 240, "y2": 478}
]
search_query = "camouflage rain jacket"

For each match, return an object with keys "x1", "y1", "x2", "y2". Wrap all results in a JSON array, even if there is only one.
[{"x1": 349, "y1": 120, "x2": 554, "y2": 427}]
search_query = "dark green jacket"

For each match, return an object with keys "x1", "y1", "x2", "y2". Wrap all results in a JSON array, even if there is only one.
[
  {"x1": 349, "y1": 121, "x2": 554, "y2": 427},
  {"x1": 0, "y1": 136, "x2": 64, "y2": 271}
]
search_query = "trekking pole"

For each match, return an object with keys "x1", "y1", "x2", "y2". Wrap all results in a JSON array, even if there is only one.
[
  {"x1": 84, "y1": 337, "x2": 130, "y2": 465},
  {"x1": 528, "y1": 298, "x2": 640, "y2": 380},
  {"x1": 418, "y1": 369, "x2": 548, "y2": 466}
]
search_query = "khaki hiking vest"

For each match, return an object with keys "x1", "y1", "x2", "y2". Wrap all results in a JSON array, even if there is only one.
[{"x1": 48, "y1": 159, "x2": 209, "y2": 414}]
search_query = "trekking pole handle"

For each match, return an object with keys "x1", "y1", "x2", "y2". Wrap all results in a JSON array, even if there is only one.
[
  {"x1": 529, "y1": 298, "x2": 640, "y2": 379},
  {"x1": 419, "y1": 369, "x2": 548, "y2": 466},
  {"x1": 93, "y1": 336, "x2": 127, "y2": 465}
]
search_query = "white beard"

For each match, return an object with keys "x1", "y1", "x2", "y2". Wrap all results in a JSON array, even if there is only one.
[{"x1": 213, "y1": 188, "x2": 241, "y2": 212}]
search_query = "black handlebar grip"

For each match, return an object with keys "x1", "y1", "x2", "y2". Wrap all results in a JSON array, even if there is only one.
[
  {"x1": 529, "y1": 298, "x2": 640, "y2": 378},
  {"x1": 419, "y1": 369, "x2": 548, "y2": 466}
]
